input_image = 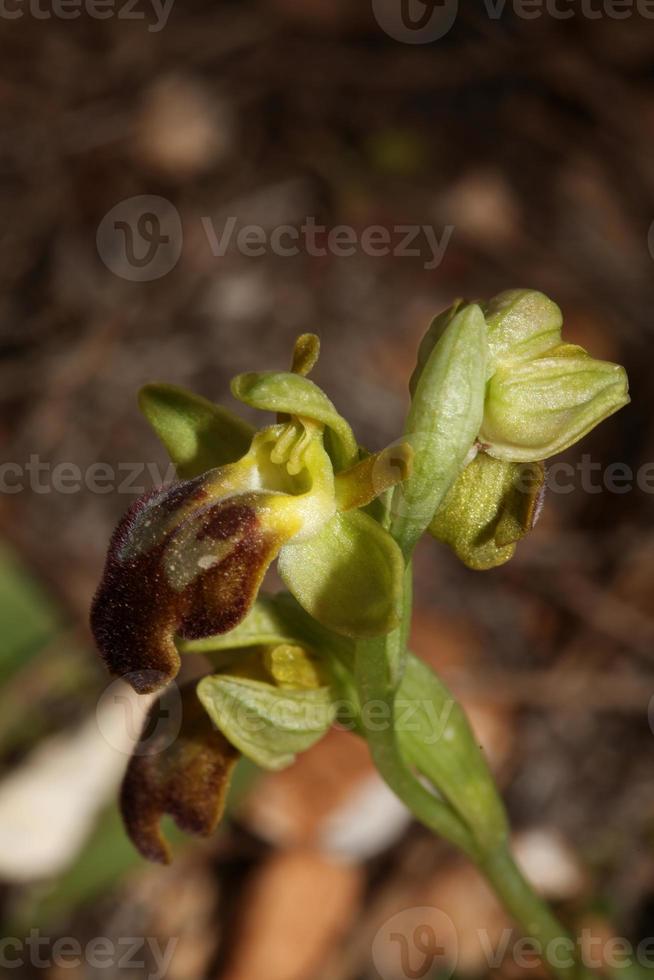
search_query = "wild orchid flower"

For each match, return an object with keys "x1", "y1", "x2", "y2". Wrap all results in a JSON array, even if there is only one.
[
  {"x1": 91, "y1": 334, "x2": 410, "y2": 696},
  {"x1": 90, "y1": 290, "x2": 630, "y2": 925}
]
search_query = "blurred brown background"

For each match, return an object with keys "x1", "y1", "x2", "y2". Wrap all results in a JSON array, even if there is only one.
[{"x1": 0, "y1": 3, "x2": 653, "y2": 978}]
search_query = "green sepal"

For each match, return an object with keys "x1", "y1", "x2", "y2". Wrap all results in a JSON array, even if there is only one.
[
  {"x1": 429, "y1": 454, "x2": 545, "y2": 570},
  {"x1": 277, "y1": 510, "x2": 404, "y2": 638},
  {"x1": 482, "y1": 289, "x2": 563, "y2": 372},
  {"x1": 138, "y1": 383, "x2": 254, "y2": 478},
  {"x1": 231, "y1": 371, "x2": 358, "y2": 469},
  {"x1": 408, "y1": 298, "x2": 469, "y2": 397},
  {"x1": 395, "y1": 303, "x2": 488, "y2": 553},
  {"x1": 197, "y1": 673, "x2": 334, "y2": 770},
  {"x1": 480, "y1": 344, "x2": 630, "y2": 462}
]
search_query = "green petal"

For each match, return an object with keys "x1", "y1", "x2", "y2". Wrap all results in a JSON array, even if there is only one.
[
  {"x1": 429, "y1": 454, "x2": 545, "y2": 570},
  {"x1": 334, "y1": 443, "x2": 412, "y2": 511},
  {"x1": 178, "y1": 593, "x2": 355, "y2": 677},
  {"x1": 482, "y1": 289, "x2": 563, "y2": 372},
  {"x1": 197, "y1": 673, "x2": 334, "y2": 770},
  {"x1": 277, "y1": 510, "x2": 404, "y2": 638},
  {"x1": 397, "y1": 303, "x2": 488, "y2": 553},
  {"x1": 231, "y1": 371, "x2": 358, "y2": 469},
  {"x1": 176, "y1": 595, "x2": 298, "y2": 655},
  {"x1": 291, "y1": 333, "x2": 321, "y2": 377},
  {"x1": 139, "y1": 383, "x2": 254, "y2": 478},
  {"x1": 481, "y1": 344, "x2": 630, "y2": 461}
]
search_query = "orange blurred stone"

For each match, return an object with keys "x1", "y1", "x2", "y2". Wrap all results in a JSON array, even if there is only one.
[
  {"x1": 133, "y1": 75, "x2": 232, "y2": 180},
  {"x1": 221, "y1": 849, "x2": 363, "y2": 980},
  {"x1": 239, "y1": 729, "x2": 374, "y2": 848}
]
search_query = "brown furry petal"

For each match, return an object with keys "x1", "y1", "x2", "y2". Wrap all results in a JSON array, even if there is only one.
[
  {"x1": 120, "y1": 684, "x2": 239, "y2": 864},
  {"x1": 90, "y1": 479, "x2": 283, "y2": 694}
]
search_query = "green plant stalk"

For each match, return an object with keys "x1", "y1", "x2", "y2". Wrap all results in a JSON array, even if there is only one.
[{"x1": 354, "y1": 550, "x2": 589, "y2": 980}]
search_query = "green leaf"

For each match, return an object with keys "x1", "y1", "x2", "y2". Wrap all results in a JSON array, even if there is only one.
[
  {"x1": 197, "y1": 674, "x2": 334, "y2": 770},
  {"x1": 139, "y1": 383, "x2": 254, "y2": 478},
  {"x1": 397, "y1": 653, "x2": 508, "y2": 852},
  {"x1": 0, "y1": 542, "x2": 61, "y2": 686},
  {"x1": 429, "y1": 454, "x2": 545, "y2": 569},
  {"x1": 277, "y1": 510, "x2": 404, "y2": 638},
  {"x1": 231, "y1": 371, "x2": 358, "y2": 469},
  {"x1": 481, "y1": 344, "x2": 630, "y2": 461},
  {"x1": 395, "y1": 303, "x2": 488, "y2": 554},
  {"x1": 482, "y1": 289, "x2": 562, "y2": 372}
]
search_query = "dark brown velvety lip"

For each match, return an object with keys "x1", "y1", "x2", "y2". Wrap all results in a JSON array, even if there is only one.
[
  {"x1": 91, "y1": 484, "x2": 283, "y2": 694},
  {"x1": 120, "y1": 684, "x2": 239, "y2": 863}
]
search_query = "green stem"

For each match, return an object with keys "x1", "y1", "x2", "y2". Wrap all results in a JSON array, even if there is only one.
[
  {"x1": 353, "y1": 552, "x2": 592, "y2": 980},
  {"x1": 480, "y1": 846, "x2": 587, "y2": 980}
]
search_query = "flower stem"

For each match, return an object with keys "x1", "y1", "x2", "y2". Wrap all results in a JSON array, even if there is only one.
[
  {"x1": 480, "y1": 846, "x2": 588, "y2": 980},
  {"x1": 353, "y1": 553, "x2": 593, "y2": 980}
]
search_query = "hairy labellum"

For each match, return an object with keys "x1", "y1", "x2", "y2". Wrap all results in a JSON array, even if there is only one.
[
  {"x1": 120, "y1": 684, "x2": 239, "y2": 864},
  {"x1": 90, "y1": 477, "x2": 283, "y2": 694}
]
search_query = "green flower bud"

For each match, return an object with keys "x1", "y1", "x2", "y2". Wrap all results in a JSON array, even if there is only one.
[
  {"x1": 482, "y1": 289, "x2": 563, "y2": 372},
  {"x1": 429, "y1": 453, "x2": 544, "y2": 570},
  {"x1": 480, "y1": 343, "x2": 630, "y2": 462}
]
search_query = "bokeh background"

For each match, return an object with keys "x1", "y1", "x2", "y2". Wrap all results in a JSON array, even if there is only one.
[{"x1": 1, "y1": 3, "x2": 653, "y2": 978}]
